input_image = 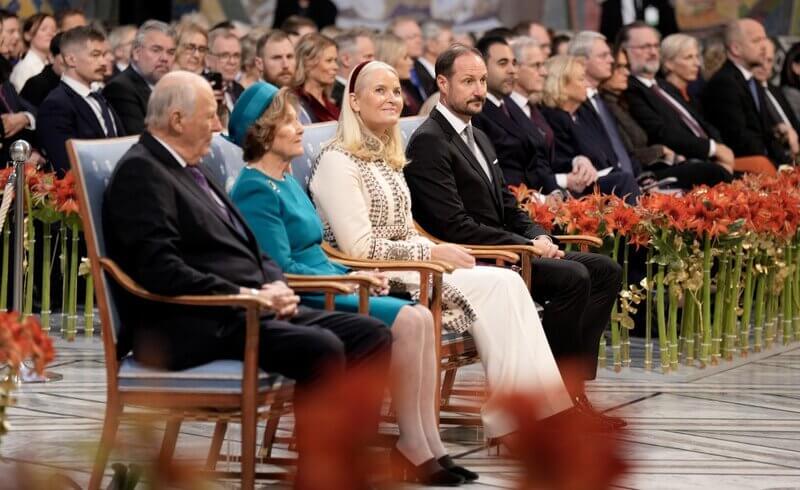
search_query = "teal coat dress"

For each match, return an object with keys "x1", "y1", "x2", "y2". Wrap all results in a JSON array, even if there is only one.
[{"x1": 230, "y1": 166, "x2": 410, "y2": 326}]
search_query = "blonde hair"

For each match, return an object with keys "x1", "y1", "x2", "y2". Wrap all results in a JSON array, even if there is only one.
[
  {"x1": 373, "y1": 33, "x2": 407, "y2": 72},
  {"x1": 661, "y1": 33, "x2": 699, "y2": 75},
  {"x1": 292, "y1": 32, "x2": 337, "y2": 88},
  {"x1": 333, "y1": 60, "x2": 407, "y2": 170},
  {"x1": 541, "y1": 55, "x2": 585, "y2": 109}
]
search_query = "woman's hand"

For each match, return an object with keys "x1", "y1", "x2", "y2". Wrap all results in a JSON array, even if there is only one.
[
  {"x1": 431, "y1": 243, "x2": 476, "y2": 269},
  {"x1": 350, "y1": 270, "x2": 390, "y2": 296}
]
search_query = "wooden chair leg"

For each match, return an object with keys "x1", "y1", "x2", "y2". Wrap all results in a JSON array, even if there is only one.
[
  {"x1": 440, "y1": 367, "x2": 457, "y2": 408},
  {"x1": 158, "y1": 418, "x2": 182, "y2": 467},
  {"x1": 88, "y1": 400, "x2": 121, "y2": 490},
  {"x1": 259, "y1": 401, "x2": 284, "y2": 460},
  {"x1": 206, "y1": 421, "x2": 228, "y2": 470}
]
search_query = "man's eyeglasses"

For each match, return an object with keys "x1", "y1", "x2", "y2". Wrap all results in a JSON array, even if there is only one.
[
  {"x1": 628, "y1": 43, "x2": 660, "y2": 51},
  {"x1": 210, "y1": 51, "x2": 241, "y2": 62}
]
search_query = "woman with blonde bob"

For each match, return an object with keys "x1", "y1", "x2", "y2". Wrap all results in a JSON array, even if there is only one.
[
  {"x1": 228, "y1": 81, "x2": 475, "y2": 487},
  {"x1": 310, "y1": 60, "x2": 575, "y2": 459},
  {"x1": 374, "y1": 33, "x2": 424, "y2": 116},
  {"x1": 292, "y1": 32, "x2": 340, "y2": 123}
]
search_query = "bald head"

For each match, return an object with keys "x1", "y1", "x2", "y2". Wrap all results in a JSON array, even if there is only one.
[
  {"x1": 146, "y1": 71, "x2": 221, "y2": 164},
  {"x1": 725, "y1": 18, "x2": 767, "y2": 69}
]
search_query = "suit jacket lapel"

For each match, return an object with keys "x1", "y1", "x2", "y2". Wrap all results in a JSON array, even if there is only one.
[
  {"x1": 140, "y1": 133, "x2": 256, "y2": 255},
  {"x1": 430, "y1": 108, "x2": 497, "y2": 195},
  {"x1": 61, "y1": 82, "x2": 105, "y2": 136},
  {"x1": 483, "y1": 99, "x2": 524, "y2": 141},
  {"x1": 472, "y1": 128, "x2": 504, "y2": 213}
]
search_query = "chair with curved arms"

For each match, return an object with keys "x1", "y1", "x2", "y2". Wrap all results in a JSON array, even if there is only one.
[{"x1": 68, "y1": 135, "x2": 364, "y2": 490}]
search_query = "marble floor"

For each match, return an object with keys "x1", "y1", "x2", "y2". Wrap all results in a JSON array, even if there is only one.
[{"x1": 2, "y1": 336, "x2": 800, "y2": 490}]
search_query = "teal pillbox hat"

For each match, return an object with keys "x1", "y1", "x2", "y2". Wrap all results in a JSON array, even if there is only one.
[{"x1": 228, "y1": 81, "x2": 279, "y2": 147}]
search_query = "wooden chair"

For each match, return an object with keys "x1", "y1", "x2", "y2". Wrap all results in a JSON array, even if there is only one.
[{"x1": 68, "y1": 136, "x2": 359, "y2": 490}]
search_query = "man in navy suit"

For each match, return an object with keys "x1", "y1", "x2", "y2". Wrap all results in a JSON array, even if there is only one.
[{"x1": 38, "y1": 26, "x2": 124, "y2": 176}]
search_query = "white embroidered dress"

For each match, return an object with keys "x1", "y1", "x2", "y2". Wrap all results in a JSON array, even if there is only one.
[{"x1": 310, "y1": 144, "x2": 572, "y2": 437}]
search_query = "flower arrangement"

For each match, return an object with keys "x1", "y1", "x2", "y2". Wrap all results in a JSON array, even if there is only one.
[
  {"x1": 512, "y1": 169, "x2": 800, "y2": 373},
  {"x1": 0, "y1": 311, "x2": 55, "y2": 443}
]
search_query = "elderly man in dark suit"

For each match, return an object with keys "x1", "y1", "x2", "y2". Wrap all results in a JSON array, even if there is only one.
[
  {"x1": 103, "y1": 20, "x2": 175, "y2": 135},
  {"x1": 38, "y1": 26, "x2": 124, "y2": 176},
  {"x1": 404, "y1": 44, "x2": 624, "y2": 429},
  {"x1": 103, "y1": 70, "x2": 391, "y2": 484},
  {"x1": 702, "y1": 18, "x2": 788, "y2": 166}
]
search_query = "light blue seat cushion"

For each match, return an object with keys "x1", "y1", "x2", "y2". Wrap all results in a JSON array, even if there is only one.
[{"x1": 118, "y1": 357, "x2": 291, "y2": 394}]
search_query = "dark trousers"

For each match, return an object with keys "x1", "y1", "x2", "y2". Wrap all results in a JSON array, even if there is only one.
[
  {"x1": 595, "y1": 171, "x2": 640, "y2": 204},
  {"x1": 530, "y1": 251, "x2": 622, "y2": 383},
  {"x1": 651, "y1": 160, "x2": 733, "y2": 189}
]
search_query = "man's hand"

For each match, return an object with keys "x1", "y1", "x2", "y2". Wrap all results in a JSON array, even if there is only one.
[
  {"x1": 532, "y1": 235, "x2": 564, "y2": 259},
  {"x1": 1, "y1": 113, "x2": 29, "y2": 138},
  {"x1": 713, "y1": 142, "x2": 735, "y2": 172},
  {"x1": 261, "y1": 281, "x2": 301, "y2": 319}
]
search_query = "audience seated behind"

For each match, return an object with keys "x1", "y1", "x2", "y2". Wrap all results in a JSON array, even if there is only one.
[
  {"x1": 19, "y1": 31, "x2": 62, "y2": 108},
  {"x1": 292, "y1": 33, "x2": 340, "y2": 123},
  {"x1": 104, "y1": 20, "x2": 176, "y2": 135}
]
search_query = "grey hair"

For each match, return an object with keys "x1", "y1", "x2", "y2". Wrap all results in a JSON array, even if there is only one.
[
  {"x1": 334, "y1": 29, "x2": 372, "y2": 57},
  {"x1": 208, "y1": 26, "x2": 238, "y2": 50},
  {"x1": 510, "y1": 36, "x2": 539, "y2": 64},
  {"x1": 421, "y1": 20, "x2": 449, "y2": 42},
  {"x1": 132, "y1": 20, "x2": 175, "y2": 51},
  {"x1": 661, "y1": 33, "x2": 699, "y2": 66},
  {"x1": 144, "y1": 72, "x2": 201, "y2": 130},
  {"x1": 567, "y1": 30, "x2": 606, "y2": 58},
  {"x1": 108, "y1": 25, "x2": 136, "y2": 50}
]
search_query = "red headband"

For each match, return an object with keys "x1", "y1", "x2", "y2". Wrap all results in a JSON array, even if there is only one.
[{"x1": 348, "y1": 60, "x2": 373, "y2": 94}]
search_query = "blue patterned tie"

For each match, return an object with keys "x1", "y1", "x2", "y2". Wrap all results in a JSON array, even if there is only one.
[
  {"x1": 747, "y1": 77, "x2": 761, "y2": 112},
  {"x1": 408, "y1": 66, "x2": 427, "y2": 100},
  {"x1": 89, "y1": 91, "x2": 118, "y2": 137},
  {"x1": 186, "y1": 165, "x2": 246, "y2": 236},
  {"x1": 591, "y1": 94, "x2": 634, "y2": 174}
]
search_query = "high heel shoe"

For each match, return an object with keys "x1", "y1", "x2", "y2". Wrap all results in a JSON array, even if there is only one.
[
  {"x1": 438, "y1": 455, "x2": 479, "y2": 482},
  {"x1": 390, "y1": 446, "x2": 464, "y2": 486}
]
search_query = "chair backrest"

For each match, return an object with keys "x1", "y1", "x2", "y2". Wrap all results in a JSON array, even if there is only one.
[
  {"x1": 398, "y1": 116, "x2": 425, "y2": 147},
  {"x1": 68, "y1": 136, "x2": 139, "y2": 346},
  {"x1": 201, "y1": 134, "x2": 245, "y2": 192},
  {"x1": 290, "y1": 121, "x2": 337, "y2": 194}
]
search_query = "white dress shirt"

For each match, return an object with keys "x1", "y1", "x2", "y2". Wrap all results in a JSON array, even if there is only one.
[
  {"x1": 61, "y1": 75, "x2": 116, "y2": 137},
  {"x1": 416, "y1": 56, "x2": 436, "y2": 79},
  {"x1": 509, "y1": 91, "x2": 531, "y2": 117}
]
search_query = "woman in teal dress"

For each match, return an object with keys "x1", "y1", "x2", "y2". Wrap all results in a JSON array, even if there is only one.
[{"x1": 227, "y1": 82, "x2": 476, "y2": 486}]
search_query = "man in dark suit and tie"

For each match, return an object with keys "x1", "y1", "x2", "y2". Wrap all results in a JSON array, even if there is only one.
[
  {"x1": 103, "y1": 71, "x2": 391, "y2": 484},
  {"x1": 405, "y1": 44, "x2": 624, "y2": 429},
  {"x1": 389, "y1": 16, "x2": 430, "y2": 101},
  {"x1": 38, "y1": 26, "x2": 124, "y2": 176},
  {"x1": 206, "y1": 27, "x2": 244, "y2": 114},
  {"x1": 416, "y1": 20, "x2": 453, "y2": 98},
  {"x1": 702, "y1": 19, "x2": 788, "y2": 166},
  {"x1": 103, "y1": 20, "x2": 175, "y2": 135},
  {"x1": 754, "y1": 38, "x2": 800, "y2": 163},
  {"x1": 332, "y1": 29, "x2": 374, "y2": 107},
  {"x1": 620, "y1": 23, "x2": 737, "y2": 180}
]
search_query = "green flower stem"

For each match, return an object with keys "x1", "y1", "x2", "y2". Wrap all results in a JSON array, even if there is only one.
[
  {"x1": 700, "y1": 233, "x2": 712, "y2": 366},
  {"x1": 766, "y1": 267, "x2": 777, "y2": 348},
  {"x1": 59, "y1": 220, "x2": 68, "y2": 330},
  {"x1": 783, "y1": 245, "x2": 793, "y2": 346},
  {"x1": 644, "y1": 247, "x2": 654, "y2": 370},
  {"x1": 66, "y1": 222, "x2": 79, "y2": 340},
  {"x1": 610, "y1": 234, "x2": 621, "y2": 372},
  {"x1": 724, "y1": 241, "x2": 744, "y2": 360},
  {"x1": 1, "y1": 224, "x2": 10, "y2": 311},
  {"x1": 711, "y1": 255, "x2": 730, "y2": 363},
  {"x1": 793, "y1": 240, "x2": 800, "y2": 341},
  {"x1": 668, "y1": 284, "x2": 679, "y2": 370},
  {"x1": 753, "y1": 254, "x2": 767, "y2": 352},
  {"x1": 656, "y1": 263, "x2": 669, "y2": 373},
  {"x1": 84, "y1": 271, "x2": 94, "y2": 336},
  {"x1": 621, "y1": 239, "x2": 631, "y2": 367},
  {"x1": 683, "y1": 293, "x2": 696, "y2": 366},
  {"x1": 40, "y1": 227, "x2": 52, "y2": 332},
  {"x1": 739, "y1": 252, "x2": 755, "y2": 355},
  {"x1": 23, "y1": 189, "x2": 35, "y2": 318}
]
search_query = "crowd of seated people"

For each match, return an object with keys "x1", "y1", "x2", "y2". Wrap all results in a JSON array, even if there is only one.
[{"x1": 1, "y1": 6, "x2": 798, "y2": 486}]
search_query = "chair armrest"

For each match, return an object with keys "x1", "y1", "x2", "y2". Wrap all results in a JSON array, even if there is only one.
[
  {"x1": 554, "y1": 235, "x2": 603, "y2": 248},
  {"x1": 285, "y1": 273, "x2": 383, "y2": 288},
  {"x1": 287, "y1": 280, "x2": 356, "y2": 295},
  {"x1": 467, "y1": 249, "x2": 519, "y2": 263},
  {"x1": 99, "y1": 258, "x2": 274, "y2": 310},
  {"x1": 321, "y1": 242, "x2": 455, "y2": 273},
  {"x1": 460, "y1": 243, "x2": 544, "y2": 256}
]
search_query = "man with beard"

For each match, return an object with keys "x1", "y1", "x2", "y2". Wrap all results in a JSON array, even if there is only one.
[
  {"x1": 254, "y1": 30, "x2": 296, "y2": 88},
  {"x1": 39, "y1": 26, "x2": 124, "y2": 175},
  {"x1": 104, "y1": 20, "x2": 175, "y2": 135},
  {"x1": 702, "y1": 19, "x2": 787, "y2": 166},
  {"x1": 404, "y1": 44, "x2": 625, "y2": 429}
]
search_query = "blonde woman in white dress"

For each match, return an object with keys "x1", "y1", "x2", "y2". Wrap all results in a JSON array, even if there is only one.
[{"x1": 310, "y1": 60, "x2": 575, "y2": 441}]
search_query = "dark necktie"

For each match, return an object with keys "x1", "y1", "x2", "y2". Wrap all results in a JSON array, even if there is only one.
[
  {"x1": 590, "y1": 94, "x2": 634, "y2": 174},
  {"x1": 650, "y1": 83, "x2": 708, "y2": 138},
  {"x1": 89, "y1": 91, "x2": 117, "y2": 137},
  {"x1": 408, "y1": 66, "x2": 427, "y2": 100},
  {"x1": 186, "y1": 165, "x2": 246, "y2": 236},
  {"x1": 747, "y1": 77, "x2": 761, "y2": 112},
  {"x1": 529, "y1": 104, "x2": 554, "y2": 151},
  {"x1": 499, "y1": 100, "x2": 510, "y2": 118}
]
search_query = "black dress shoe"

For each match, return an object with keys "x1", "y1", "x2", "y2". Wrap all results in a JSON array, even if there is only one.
[
  {"x1": 438, "y1": 455, "x2": 479, "y2": 482},
  {"x1": 575, "y1": 394, "x2": 627, "y2": 429},
  {"x1": 390, "y1": 447, "x2": 464, "y2": 486}
]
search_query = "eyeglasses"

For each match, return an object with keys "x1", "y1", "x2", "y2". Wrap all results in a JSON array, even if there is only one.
[
  {"x1": 180, "y1": 43, "x2": 208, "y2": 55},
  {"x1": 628, "y1": 43, "x2": 660, "y2": 51},
  {"x1": 210, "y1": 51, "x2": 241, "y2": 62}
]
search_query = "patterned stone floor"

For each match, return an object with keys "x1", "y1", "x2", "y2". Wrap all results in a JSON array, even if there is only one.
[{"x1": 2, "y1": 336, "x2": 800, "y2": 489}]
